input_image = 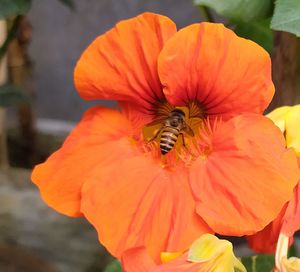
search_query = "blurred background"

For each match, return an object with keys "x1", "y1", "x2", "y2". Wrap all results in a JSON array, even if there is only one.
[{"x1": 0, "y1": 0, "x2": 299, "y2": 271}]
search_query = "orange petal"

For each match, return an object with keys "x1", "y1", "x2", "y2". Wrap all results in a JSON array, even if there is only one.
[
  {"x1": 282, "y1": 182, "x2": 300, "y2": 237},
  {"x1": 158, "y1": 23, "x2": 274, "y2": 118},
  {"x1": 150, "y1": 253, "x2": 200, "y2": 272},
  {"x1": 247, "y1": 203, "x2": 290, "y2": 253},
  {"x1": 31, "y1": 106, "x2": 135, "y2": 216},
  {"x1": 118, "y1": 101, "x2": 154, "y2": 135},
  {"x1": 81, "y1": 161, "x2": 211, "y2": 261},
  {"x1": 247, "y1": 161, "x2": 300, "y2": 253},
  {"x1": 122, "y1": 248, "x2": 156, "y2": 272},
  {"x1": 74, "y1": 12, "x2": 176, "y2": 113},
  {"x1": 189, "y1": 114, "x2": 300, "y2": 235}
]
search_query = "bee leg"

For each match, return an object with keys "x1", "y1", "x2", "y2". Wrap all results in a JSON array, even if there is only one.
[{"x1": 180, "y1": 133, "x2": 193, "y2": 154}]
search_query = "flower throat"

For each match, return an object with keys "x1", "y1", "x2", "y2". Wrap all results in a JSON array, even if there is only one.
[{"x1": 143, "y1": 101, "x2": 204, "y2": 156}]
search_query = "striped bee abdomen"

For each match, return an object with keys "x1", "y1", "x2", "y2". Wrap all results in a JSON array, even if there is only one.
[{"x1": 160, "y1": 126, "x2": 180, "y2": 155}]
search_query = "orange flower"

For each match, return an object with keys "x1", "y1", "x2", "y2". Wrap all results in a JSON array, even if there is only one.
[{"x1": 32, "y1": 13, "x2": 300, "y2": 262}]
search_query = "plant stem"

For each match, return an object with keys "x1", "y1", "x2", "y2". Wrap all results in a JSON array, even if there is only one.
[
  {"x1": 0, "y1": 15, "x2": 22, "y2": 60},
  {"x1": 8, "y1": 15, "x2": 37, "y2": 168},
  {"x1": 269, "y1": 31, "x2": 300, "y2": 110},
  {"x1": 0, "y1": 19, "x2": 9, "y2": 169}
]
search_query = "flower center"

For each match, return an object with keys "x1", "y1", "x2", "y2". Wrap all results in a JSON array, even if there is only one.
[{"x1": 142, "y1": 101, "x2": 207, "y2": 166}]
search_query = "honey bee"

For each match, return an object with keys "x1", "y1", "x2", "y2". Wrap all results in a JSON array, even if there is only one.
[{"x1": 147, "y1": 108, "x2": 194, "y2": 155}]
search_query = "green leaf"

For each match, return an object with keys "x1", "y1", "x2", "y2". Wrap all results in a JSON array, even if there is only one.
[
  {"x1": 57, "y1": 0, "x2": 75, "y2": 11},
  {"x1": 234, "y1": 18, "x2": 273, "y2": 53},
  {"x1": 0, "y1": 0, "x2": 31, "y2": 19},
  {"x1": 271, "y1": 0, "x2": 300, "y2": 37},
  {"x1": 241, "y1": 255, "x2": 275, "y2": 272},
  {"x1": 194, "y1": 0, "x2": 273, "y2": 22},
  {"x1": 0, "y1": 84, "x2": 29, "y2": 107},
  {"x1": 103, "y1": 260, "x2": 122, "y2": 272}
]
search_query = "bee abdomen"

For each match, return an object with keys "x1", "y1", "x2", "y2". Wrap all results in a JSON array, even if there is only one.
[{"x1": 160, "y1": 128, "x2": 179, "y2": 155}]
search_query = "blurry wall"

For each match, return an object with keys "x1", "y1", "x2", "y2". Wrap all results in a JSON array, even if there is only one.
[{"x1": 28, "y1": 0, "x2": 201, "y2": 122}]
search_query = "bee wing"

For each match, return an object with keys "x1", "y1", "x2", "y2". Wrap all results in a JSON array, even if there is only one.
[{"x1": 182, "y1": 121, "x2": 195, "y2": 136}]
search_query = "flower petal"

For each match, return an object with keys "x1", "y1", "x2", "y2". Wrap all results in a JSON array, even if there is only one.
[
  {"x1": 282, "y1": 257, "x2": 300, "y2": 272},
  {"x1": 189, "y1": 114, "x2": 300, "y2": 235},
  {"x1": 282, "y1": 182, "x2": 300, "y2": 237},
  {"x1": 248, "y1": 159, "x2": 300, "y2": 253},
  {"x1": 122, "y1": 248, "x2": 156, "y2": 272},
  {"x1": 31, "y1": 106, "x2": 135, "y2": 216},
  {"x1": 285, "y1": 105, "x2": 300, "y2": 155},
  {"x1": 188, "y1": 234, "x2": 246, "y2": 272},
  {"x1": 247, "y1": 203, "x2": 290, "y2": 253},
  {"x1": 151, "y1": 253, "x2": 200, "y2": 272},
  {"x1": 147, "y1": 253, "x2": 199, "y2": 272},
  {"x1": 123, "y1": 250, "x2": 199, "y2": 272},
  {"x1": 267, "y1": 106, "x2": 291, "y2": 132},
  {"x1": 81, "y1": 160, "x2": 211, "y2": 261},
  {"x1": 187, "y1": 234, "x2": 229, "y2": 263},
  {"x1": 122, "y1": 235, "x2": 246, "y2": 272},
  {"x1": 160, "y1": 251, "x2": 183, "y2": 264},
  {"x1": 158, "y1": 23, "x2": 274, "y2": 117},
  {"x1": 74, "y1": 12, "x2": 176, "y2": 112}
]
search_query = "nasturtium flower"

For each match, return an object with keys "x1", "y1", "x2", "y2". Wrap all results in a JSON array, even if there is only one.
[
  {"x1": 122, "y1": 234, "x2": 246, "y2": 272},
  {"x1": 31, "y1": 13, "x2": 300, "y2": 261},
  {"x1": 248, "y1": 105, "x2": 300, "y2": 253}
]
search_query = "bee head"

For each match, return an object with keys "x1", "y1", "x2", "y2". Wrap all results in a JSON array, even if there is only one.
[
  {"x1": 171, "y1": 109, "x2": 185, "y2": 117},
  {"x1": 168, "y1": 109, "x2": 185, "y2": 127}
]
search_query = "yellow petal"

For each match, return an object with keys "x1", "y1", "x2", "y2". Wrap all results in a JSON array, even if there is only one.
[
  {"x1": 234, "y1": 257, "x2": 248, "y2": 272},
  {"x1": 160, "y1": 251, "x2": 183, "y2": 264},
  {"x1": 285, "y1": 105, "x2": 300, "y2": 155},
  {"x1": 282, "y1": 257, "x2": 300, "y2": 272},
  {"x1": 187, "y1": 234, "x2": 229, "y2": 263},
  {"x1": 267, "y1": 106, "x2": 291, "y2": 132},
  {"x1": 187, "y1": 234, "x2": 246, "y2": 272}
]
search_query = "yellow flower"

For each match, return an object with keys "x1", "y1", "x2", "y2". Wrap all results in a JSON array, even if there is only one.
[
  {"x1": 187, "y1": 234, "x2": 246, "y2": 272},
  {"x1": 267, "y1": 105, "x2": 300, "y2": 155}
]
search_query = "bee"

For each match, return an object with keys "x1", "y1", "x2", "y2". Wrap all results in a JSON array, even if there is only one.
[{"x1": 147, "y1": 108, "x2": 194, "y2": 155}]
